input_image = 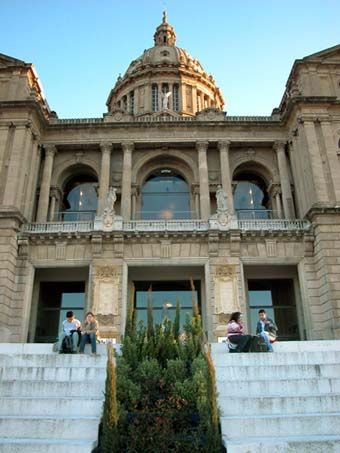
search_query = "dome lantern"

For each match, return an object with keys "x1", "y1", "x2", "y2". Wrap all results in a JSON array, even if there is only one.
[{"x1": 153, "y1": 11, "x2": 177, "y2": 47}]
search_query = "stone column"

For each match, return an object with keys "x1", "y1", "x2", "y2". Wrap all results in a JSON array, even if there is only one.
[
  {"x1": 97, "y1": 142, "x2": 112, "y2": 215},
  {"x1": 121, "y1": 141, "x2": 134, "y2": 220},
  {"x1": 36, "y1": 144, "x2": 57, "y2": 222},
  {"x1": 192, "y1": 185, "x2": 200, "y2": 219},
  {"x1": 23, "y1": 134, "x2": 40, "y2": 220},
  {"x1": 274, "y1": 141, "x2": 295, "y2": 219},
  {"x1": 48, "y1": 187, "x2": 61, "y2": 221},
  {"x1": 197, "y1": 141, "x2": 210, "y2": 219},
  {"x1": 218, "y1": 140, "x2": 234, "y2": 213},
  {"x1": 275, "y1": 191, "x2": 283, "y2": 219}
]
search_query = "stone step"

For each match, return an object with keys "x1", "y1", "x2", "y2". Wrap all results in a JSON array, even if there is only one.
[
  {"x1": 215, "y1": 363, "x2": 340, "y2": 381},
  {"x1": 0, "y1": 380, "x2": 105, "y2": 397},
  {"x1": 221, "y1": 412, "x2": 340, "y2": 438},
  {"x1": 0, "y1": 366, "x2": 106, "y2": 381},
  {"x1": 0, "y1": 438, "x2": 97, "y2": 453},
  {"x1": 219, "y1": 394, "x2": 340, "y2": 416},
  {"x1": 0, "y1": 416, "x2": 100, "y2": 440},
  {"x1": 212, "y1": 340, "x2": 340, "y2": 354},
  {"x1": 212, "y1": 350, "x2": 340, "y2": 366},
  {"x1": 0, "y1": 353, "x2": 107, "y2": 368},
  {"x1": 216, "y1": 377, "x2": 340, "y2": 396},
  {"x1": 0, "y1": 343, "x2": 118, "y2": 355},
  {"x1": 0, "y1": 397, "x2": 103, "y2": 417},
  {"x1": 223, "y1": 435, "x2": 340, "y2": 453}
]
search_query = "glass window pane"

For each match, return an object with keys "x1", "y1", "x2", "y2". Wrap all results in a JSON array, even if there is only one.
[
  {"x1": 66, "y1": 182, "x2": 97, "y2": 212},
  {"x1": 134, "y1": 281, "x2": 200, "y2": 331},
  {"x1": 141, "y1": 174, "x2": 190, "y2": 219},
  {"x1": 249, "y1": 290, "x2": 272, "y2": 307},
  {"x1": 61, "y1": 293, "x2": 85, "y2": 308}
]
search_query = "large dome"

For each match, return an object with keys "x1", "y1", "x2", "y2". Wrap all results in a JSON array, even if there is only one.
[{"x1": 106, "y1": 12, "x2": 224, "y2": 117}]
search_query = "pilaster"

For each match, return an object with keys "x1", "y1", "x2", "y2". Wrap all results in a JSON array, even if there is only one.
[
  {"x1": 121, "y1": 141, "x2": 134, "y2": 220},
  {"x1": 97, "y1": 142, "x2": 112, "y2": 215},
  {"x1": 36, "y1": 144, "x2": 57, "y2": 222},
  {"x1": 196, "y1": 140, "x2": 210, "y2": 220}
]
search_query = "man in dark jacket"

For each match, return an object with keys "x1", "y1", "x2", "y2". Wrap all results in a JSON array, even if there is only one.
[{"x1": 256, "y1": 309, "x2": 278, "y2": 352}]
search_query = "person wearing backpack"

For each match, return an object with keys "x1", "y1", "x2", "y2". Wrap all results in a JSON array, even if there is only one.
[
  {"x1": 57, "y1": 311, "x2": 81, "y2": 353},
  {"x1": 256, "y1": 309, "x2": 278, "y2": 352}
]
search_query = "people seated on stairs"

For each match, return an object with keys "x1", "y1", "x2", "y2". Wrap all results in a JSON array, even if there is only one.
[
  {"x1": 227, "y1": 312, "x2": 252, "y2": 352},
  {"x1": 79, "y1": 312, "x2": 99, "y2": 355},
  {"x1": 256, "y1": 309, "x2": 278, "y2": 352},
  {"x1": 57, "y1": 310, "x2": 81, "y2": 353}
]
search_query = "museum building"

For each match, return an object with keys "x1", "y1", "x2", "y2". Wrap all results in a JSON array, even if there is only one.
[{"x1": 0, "y1": 14, "x2": 340, "y2": 343}]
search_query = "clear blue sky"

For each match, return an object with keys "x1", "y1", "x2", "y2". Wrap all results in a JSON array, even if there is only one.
[{"x1": 1, "y1": 0, "x2": 338, "y2": 118}]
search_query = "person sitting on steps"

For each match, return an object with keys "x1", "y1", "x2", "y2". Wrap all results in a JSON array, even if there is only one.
[
  {"x1": 256, "y1": 309, "x2": 278, "y2": 352},
  {"x1": 227, "y1": 311, "x2": 252, "y2": 353},
  {"x1": 58, "y1": 310, "x2": 81, "y2": 353},
  {"x1": 79, "y1": 312, "x2": 99, "y2": 356}
]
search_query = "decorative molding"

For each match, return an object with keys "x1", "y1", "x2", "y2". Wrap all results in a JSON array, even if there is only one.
[
  {"x1": 55, "y1": 241, "x2": 66, "y2": 260},
  {"x1": 95, "y1": 265, "x2": 120, "y2": 280}
]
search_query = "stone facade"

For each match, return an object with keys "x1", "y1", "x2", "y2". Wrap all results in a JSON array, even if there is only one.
[{"x1": 0, "y1": 16, "x2": 340, "y2": 343}]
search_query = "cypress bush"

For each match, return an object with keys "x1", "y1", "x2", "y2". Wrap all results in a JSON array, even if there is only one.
[{"x1": 99, "y1": 289, "x2": 223, "y2": 452}]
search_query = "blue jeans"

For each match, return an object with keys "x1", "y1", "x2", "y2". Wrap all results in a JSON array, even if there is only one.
[
  {"x1": 259, "y1": 331, "x2": 273, "y2": 351},
  {"x1": 79, "y1": 333, "x2": 97, "y2": 353}
]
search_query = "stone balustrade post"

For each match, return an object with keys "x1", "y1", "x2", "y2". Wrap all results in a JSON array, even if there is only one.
[{"x1": 36, "y1": 144, "x2": 57, "y2": 222}]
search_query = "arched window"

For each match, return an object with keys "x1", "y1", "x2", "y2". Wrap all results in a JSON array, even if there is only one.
[
  {"x1": 173, "y1": 83, "x2": 179, "y2": 111},
  {"x1": 152, "y1": 84, "x2": 159, "y2": 112},
  {"x1": 129, "y1": 91, "x2": 134, "y2": 114},
  {"x1": 233, "y1": 172, "x2": 270, "y2": 220},
  {"x1": 61, "y1": 175, "x2": 98, "y2": 221},
  {"x1": 122, "y1": 95, "x2": 127, "y2": 111},
  {"x1": 140, "y1": 170, "x2": 191, "y2": 219}
]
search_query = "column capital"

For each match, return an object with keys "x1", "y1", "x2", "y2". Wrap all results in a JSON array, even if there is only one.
[
  {"x1": 43, "y1": 144, "x2": 57, "y2": 157},
  {"x1": 217, "y1": 140, "x2": 231, "y2": 151},
  {"x1": 196, "y1": 140, "x2": 209, "y2": 152},
  {"x1": 50, "y1": 185, "x2": 63, "y2": 199},
  {"x1": 100, "y1": 141, "x2": 112, "y2": 154},
  {"x1": 273, "y1": 140, "x2": 286, "y2": 152},
  {"x1": 121, "y1": 141, "x2": 134, "y2": 153}
]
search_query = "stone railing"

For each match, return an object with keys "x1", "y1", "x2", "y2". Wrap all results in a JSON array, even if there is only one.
[
  {"x1": 22, "y1": 221, "x2": 94, "y2": 234},
  {"x1": 48, "y1": 115, "x2": 279, "y2": 125},
  {"x1": 22, "y1": 218, "x2": 310, "y2": 234},
  {"x1": 235, "y1": 219, "x2": 310, "y2": 231},
  {"x1": 123, "y1": 219, "x2": 210, "y2": 232}
]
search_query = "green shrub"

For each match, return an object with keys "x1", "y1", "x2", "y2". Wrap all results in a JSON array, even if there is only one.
[{"x1": 99, "y1": 299, "x2": 223, "y2": 452}]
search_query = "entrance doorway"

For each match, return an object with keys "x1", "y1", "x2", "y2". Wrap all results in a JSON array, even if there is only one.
[
  {"x1": 248, "y1": 279, "x2": 300, "y2": 340},
  {"x1": 134, "y1": 280, "x2": 201, "y2": 330},
  {"x1": 34, "y1": 281, "x2": 85, "y2": 343}
]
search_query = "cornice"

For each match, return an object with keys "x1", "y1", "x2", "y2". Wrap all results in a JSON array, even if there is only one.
[
  {"x1": 280, "y1": 96, "x2": 338, "y2": 124},
  {"x1": 0, "y1": 100, "x2": 49, "y2": 126}
]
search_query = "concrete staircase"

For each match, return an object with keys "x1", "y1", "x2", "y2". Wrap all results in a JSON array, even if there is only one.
[
  {"x1": 212, "y1": 340, "x2": 340, "y2": 453},
  {"x1": 0, "y1": 343, "x2": 107, "y2": 453}
]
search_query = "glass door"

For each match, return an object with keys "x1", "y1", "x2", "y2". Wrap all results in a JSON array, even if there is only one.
[{"x1": 248, "y1": 279, "x2": 300, "y2": 340}]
